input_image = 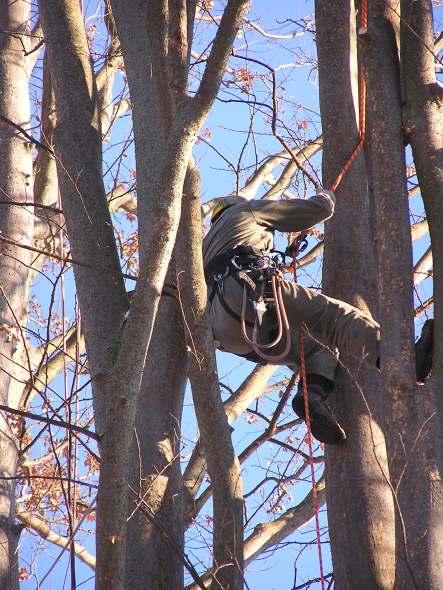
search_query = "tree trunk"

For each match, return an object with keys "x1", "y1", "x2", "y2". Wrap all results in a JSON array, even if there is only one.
[
  {"x1": 177, "y1": 163, "x2": 244, "y2": 589},
  {"x1": 39, "y1": 2, "x2": 129, "y2": 587},
  {"x1": 399, "y1": 0, "x2": 443, "y2": 586},
  {"x1": 364, "y1": 2, "x2": 427, "y2": 587},
  {"x1": 125, "y1": 281, "x2": 187, "y2": 590},
  {"x1": 315, "y1": 1, "x2": 396, "y2": 588},
  {"x1": 0, "y1": 1, "x2": 34, "y2": 587}
]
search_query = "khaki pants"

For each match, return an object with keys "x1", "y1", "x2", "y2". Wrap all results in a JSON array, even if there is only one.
[{"x1": 209, "y1": 276, "x2": 380, "y2": 381}]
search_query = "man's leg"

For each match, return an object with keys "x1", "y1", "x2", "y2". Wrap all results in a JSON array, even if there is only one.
[
  {"x1": 287, "y1": 337, "x2": 347, "y2": 444},
  {"x1": 278, "y1": 283, "x2": 379, "y2": 444},
  {"x1": 280, "y1": 280, "x2": 380, "y2": 368}
]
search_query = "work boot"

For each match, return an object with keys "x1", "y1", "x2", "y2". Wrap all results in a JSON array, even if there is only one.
[
  {"x1": 415, "y1": 318, "x2": 434, "y2": 382},
  {"x1": 292, "y1": 382, "x2": 346, "y2": 445}
]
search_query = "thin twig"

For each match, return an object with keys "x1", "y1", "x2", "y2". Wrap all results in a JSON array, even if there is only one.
[
  {"x1": 0, "y1": 404, "x2": 99, "y2": 440},
  {"x1": 0, "y1": 114, "x2": 54, "y2": 154}
]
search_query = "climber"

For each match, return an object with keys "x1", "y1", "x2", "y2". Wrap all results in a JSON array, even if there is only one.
[{"x1": 203, "y1": 192, "x2": 432, "y2": 446}]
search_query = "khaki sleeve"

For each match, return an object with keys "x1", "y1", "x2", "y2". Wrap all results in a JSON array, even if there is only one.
[{"x1": 246, "y1": 190, "x2": 336, "y2": 233}]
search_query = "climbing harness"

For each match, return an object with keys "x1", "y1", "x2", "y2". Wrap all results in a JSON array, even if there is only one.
[
  {"x1": 239, "y1": 265, "x2": 291, "y2": 363},
  {"x1": 205, "y1": 245, "x2": 293, "y2": 362}
]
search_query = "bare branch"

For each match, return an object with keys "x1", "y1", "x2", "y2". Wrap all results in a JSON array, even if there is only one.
[
  {"x1": 238, "y1": 150, "x2": 288, "y2": 198},
  {"x1": 183, "y1": 364, "x2": 277, "y2": 518},
  {"x1": 201, "y1": 137, "x2": 323, "y2": 219},
  {"x1": 192, "y1": 0, "x2": 250, "y2": 118},
  {"x1": 27, "y1": 20, "x2": 44, "y2": 71},
  {"x1": 20, "y1": 324, "x2": 86, "y2": 409},
  {"x1": 415, "y1": 296, "x2": 433, "y2": 317},
  {"x1": 298, "y1": 241, "x2": 324, "y2": 268},
  {"x1": 184, "y1": 477, "x2": 326, "y2": 590},
  {"x1": 21, "y1": 438, "x2": 69, "y2": 469},
  {"x1": 107, "y1": 184, "x2": 137, "y2": 214},
  {"x1": 186, "y1": 377, "x2": 301, "y2": 525},
  {"x1": 111, "y1": 98, "x2": 131, "y2": 121},
  {"x1": 0, "y1": 114, "x2": 53, "y2": 155},
  {"x1": 411, "y1": 218, "x2": 429, "y2": 241},
  {"x1": 262, "y1": 137, "x2": 323, "y2": 201},
  {"x1": 244, "y1": 18, "x2": 304, "y2": 40},
  {"x1": 224, "y1": 364, "x2": 278, "y2": 422},
  {"x1": 0, "y1": 404, "x2": 98, "y2": 440},
  {"x1": 16, "y1": 509, "x2": 96, "y2": 570},
  {"x1": 177, "y1": 159, "x2": 244, "y2": 587},
  {"x1": 34, "y1": 56, "x2": 58, "y2": 208},
  {"x1": 244, "y1": 476, "x2": 326, "y2": 564},
  {"x1": 96, "y1": 38, "x2": 122, "y2": 94},
  {"x1": 413, "y1": 245, "x2": 432, "y2": 286}
]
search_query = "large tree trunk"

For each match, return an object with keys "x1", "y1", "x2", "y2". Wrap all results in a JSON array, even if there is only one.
[
  {"x1": 0, "y1": 2, "x2": 34, "y2": 587},
  {"x1": 42, "y1": 1, "x2": 249, "y2": 586},
  {"x1": 316, "y1": 1, "x2": 396, "y2": 588},
  {"x1": 399, "y1": 0, "x2": 443, "y2": 586},
  {"x1": 125, "y1": 283, "x2": 187, "y2": 590},
  {"x1": 318, "y1": 0, "x2": 442, "y2": 587},
  {"x1": 177, "y1": 162, "x2": 244, "y2": 589},
  {"x1": 364, "y1": 2, "x2": 429, "y2": 587},
  {"x1": 39, "y1": 2, "x2": 129, "y2": 587}
]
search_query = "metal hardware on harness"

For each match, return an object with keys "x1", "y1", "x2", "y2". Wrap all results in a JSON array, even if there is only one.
[
  {"x1": 238, "y1": 264, "x2": 292, "y2": 363},
  {"x1": 286, "y1": 233, "x2": 308, "y2": 260},
  {"x1": 231, "y1": 250, "x2": 284, "y2": 275},
  {"x1": 213, "y1": 268, "x2": 229, "y2": 297},
  {"x1": 205, "y1": 246, "x2": 292, "y2": 362}
]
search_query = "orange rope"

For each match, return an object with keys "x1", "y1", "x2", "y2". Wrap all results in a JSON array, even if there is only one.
[
  {"x1": 295, "y1": 3, "x2": 368, "y2": 587},
  {"x1": 299, "y1": 332, "x2": 326, "y2": 589},
  {"x1": 330, "y1": 1, "x2": 368, "y2": 193}
]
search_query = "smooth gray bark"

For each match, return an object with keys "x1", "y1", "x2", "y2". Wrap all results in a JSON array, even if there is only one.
[
  {"x1": 318, "y1": 0, "x2": 441, "y2": 587},
  {"x1": 38, "y1": 0, "x2": 128, "y2": 391},
  {"x1": 102, "y1": 6, "x2": 190, "y2": 585},
  {"x1": 0, "y1": 2, "x2": 35, "y2": 587},
  {"x1": 39, "y1": 2, "x2": 129, "y2": 587},
  {"x1": 98, "y1": 2, "x2": 248, "y2": 587},
  {"x1": 365, "y1": 3, "x2": 425, "y2": 587},
  {"x1": 42, "y1": 1, "x2": 249, "y2": 587},
  {"x1": 125, "y1": 282, "x2": 187, "y2": 590},
  {"x1": 33, "y1": 56, "x2": 57, "y2": 208},
  {"x1": 177, "y1": 163, "x2": 244, "y2": 589},
  {"x1": 316, "y1": 2, "x2": 396, "y2": 588},
  {"x1": 399, "y1": 0, "x2": 443, "y2": 586}
]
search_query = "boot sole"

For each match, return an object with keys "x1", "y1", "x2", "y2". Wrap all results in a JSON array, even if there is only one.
[
  {"x1": 416, "y1": 318, "x2": 433, "y2": 382},
  {"x1": 292, "y1": 395, "x2": 347, "y2": 445}
]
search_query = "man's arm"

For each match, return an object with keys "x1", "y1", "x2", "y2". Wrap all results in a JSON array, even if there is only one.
[{"x1": 246, "y1": 190, "x2": 335, "y2": 232}]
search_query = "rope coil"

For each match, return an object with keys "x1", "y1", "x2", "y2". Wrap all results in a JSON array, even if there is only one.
[{"x1": 240, "y1": 273, "x2": 292, "y2": 363}]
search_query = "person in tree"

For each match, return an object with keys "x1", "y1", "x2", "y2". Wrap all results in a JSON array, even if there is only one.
[{"x1": 203, "y1": 192, "x2": 432, "y2": 445}]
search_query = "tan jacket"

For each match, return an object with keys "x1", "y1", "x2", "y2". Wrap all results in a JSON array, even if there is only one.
[{"x1": 203, "y1": 191, "x2": 336, "y2": 354}]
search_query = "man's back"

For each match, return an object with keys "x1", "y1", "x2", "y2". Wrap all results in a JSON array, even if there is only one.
[{"x1": 203, "y1": 192, "x2": 336, "y2": 268}]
